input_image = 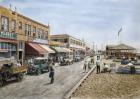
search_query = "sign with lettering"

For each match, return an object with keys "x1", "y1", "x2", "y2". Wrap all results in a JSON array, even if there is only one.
[{"x1": 0, "y1": 31, "x2": 17, "y2": 39}]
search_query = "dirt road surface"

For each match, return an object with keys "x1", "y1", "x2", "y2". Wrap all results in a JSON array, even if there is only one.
[{"x1": 72, "y1": 73, "x2": 140, "y2": 99}]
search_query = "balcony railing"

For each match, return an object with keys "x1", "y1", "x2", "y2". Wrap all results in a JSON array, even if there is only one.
[{"x1": 0, "y1": 31, "x2": 17, "y2": 39}]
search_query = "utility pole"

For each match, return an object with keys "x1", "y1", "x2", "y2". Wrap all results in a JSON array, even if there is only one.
[{"x1": 92, "y1": 42, "x2": 94, "y2": 56}]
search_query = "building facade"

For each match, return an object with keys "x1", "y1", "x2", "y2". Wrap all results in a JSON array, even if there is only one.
[
  {"x1": 0, "y1": 6, "x2": 52, "y2": 64},
  {"x1": 106, "y1": 43, "x2": 136, "y2": 59},
  {"x1": 51, "y1": 34, "x2": 86, "y2": 60}
]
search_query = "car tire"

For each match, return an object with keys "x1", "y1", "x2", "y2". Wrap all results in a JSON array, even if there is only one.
[
  {"x1": 36, "y1": 69, "x2": 41, "y2": 75},
  {"x1": 17, "y1": 73, "x2": 23, "y2": 82}
]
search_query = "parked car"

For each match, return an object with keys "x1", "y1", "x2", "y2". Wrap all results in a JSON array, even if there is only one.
[
  {"x1": 27, "y1": 57, "x2": 49, "y2": 75},
  {"x1": 121, "y1": 59, "x2": 129, "y2": 65},
  {"x1": 60, "y1": 58, "x2": 73, "y2": 66},
  {"x1": 0, "y1": 59, "x2": 27, "y2": 87},
  {"x1": 116, "y1": 65, "x2": 140, "y2": 74},
  {"x1": 74, "y1": 56, "x2": 81, "y2": 62}
]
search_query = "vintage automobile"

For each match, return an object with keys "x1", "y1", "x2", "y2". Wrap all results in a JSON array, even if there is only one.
[
  {"x1": 60, "y1": 58, "x2": 73, "y2": 66},
  {"x1": 121, "y1": 59, "x2": 129, "y2": 65},
  {"x1": 74, "y1": 55, "x2": 81, "y2": 62},
  {"x1": 0, "y1": 58, "x2": 27, "y2": 87},
  {"x1": 116, "y1": 65, "x2": 140, "y2": 74},
  {"x1": 27, "y1": 57, "x2": 49, "y2": 75}
]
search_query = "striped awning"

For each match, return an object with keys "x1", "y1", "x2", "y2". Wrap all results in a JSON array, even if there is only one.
[
  {"x1": 0, "y1": 38, "x2": 17, "y2": 44},
  {"x1": 39, "y1": 44, "x2": 55, "y2": 53},
  {"x1": 25, "y1": 43, "x2": 47, "y2": 55}
]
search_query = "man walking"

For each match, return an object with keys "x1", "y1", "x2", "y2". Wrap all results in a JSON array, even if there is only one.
[
  {"x1": 83, "y1": 61, "x2": 88, "y2": 73},
  {"x1": 49, "y1": 66, "x2": 55, "y2": 84},
  {"x1": 96, "y1": 56, "x2": 101, "y2": 74}
]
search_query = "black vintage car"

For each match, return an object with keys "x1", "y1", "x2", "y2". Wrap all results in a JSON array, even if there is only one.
[{"x1": 27, "y1": 57, "x2": 49, "y2": 75}]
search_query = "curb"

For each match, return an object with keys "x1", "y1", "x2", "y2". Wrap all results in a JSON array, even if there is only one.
[{"x1": 63, "y1": 65, "x2": 96, "y2": 99}]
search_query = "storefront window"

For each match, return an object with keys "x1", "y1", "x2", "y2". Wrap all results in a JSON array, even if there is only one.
[
  {"x1": 0, "y1": 42, "x2": 16, "y2": 50},
  {"x1": 1, "y1": 16, "x2": 9, "y2": 31},
  {"x1": 1, "y1": 43, "x2": 4, "y2": 49}
]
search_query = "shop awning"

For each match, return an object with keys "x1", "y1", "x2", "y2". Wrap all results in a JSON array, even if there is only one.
[
  {"x1": 53, "y1": 47, "x2": 72, "y2": 53},
  {"x1": 63, "y1": 48, "x2": 73, "y2": 52},
  {"x1": 39, "y1": 44, "x2": 55, "y2": 53},
  {"x1": 25, "y1": 43, "x2": 47, "y2": 55},
  {"x1": 0, "y1": 49, "x2": 8, "y2": 52}
]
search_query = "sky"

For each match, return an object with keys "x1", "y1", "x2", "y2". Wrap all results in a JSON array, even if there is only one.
[{"x1": 0, "y1": 0, "x2": 140, "y2": 49}]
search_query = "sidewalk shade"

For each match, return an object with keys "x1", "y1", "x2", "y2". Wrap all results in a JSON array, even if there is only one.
[
  {"x1": 39, "y1": 44, "x2": 55, "y2": 53},
  {"x1": 53, "y1": 47, "x2": 72, "y2": 53},
  {"x1": 25, "y1": 43, "x2": 47, "y2": 55}
]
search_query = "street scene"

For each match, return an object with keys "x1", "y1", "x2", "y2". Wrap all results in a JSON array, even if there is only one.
[
  {"x1": 0, "y1": 0, "x2": 140, "y2": 99},
  {"x1": 0, "y1": 61, "x2": 87, "y2": 99}
]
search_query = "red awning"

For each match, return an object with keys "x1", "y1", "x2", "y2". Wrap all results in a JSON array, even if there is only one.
[
  {"x1": 25, "y1": 43, "x2": 47, "y2": 55},
  {"x1": 0, "y1": 38, "x2": 17, "y2": 44}
]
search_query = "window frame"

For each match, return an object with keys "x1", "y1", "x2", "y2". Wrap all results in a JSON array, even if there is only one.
[{"x1": 1, "y1": 16, "x2": 9, "y2": 31}]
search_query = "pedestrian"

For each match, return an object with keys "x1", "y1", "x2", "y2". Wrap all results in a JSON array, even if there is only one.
[
  {"x1": 96, "y1": 58, "x2": 101, "y2": 74},
  {"x1": 49, "y1": 66, "x2": 55, "y2": 84},
  {"x1": 88, "y1": 61, "x2": 91, "y2": 69},
  {"x1": 83, "y1": 60, "x2": 88, "y2": 73},
  {"x1": 127, "y1": 61, "x2": 135, "y2": 74}
]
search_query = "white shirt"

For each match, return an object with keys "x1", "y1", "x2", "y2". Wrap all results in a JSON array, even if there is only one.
[
  {"x1": 127, "y1": 63, "x2": 133, "y2": 67},
  {"x1": 105, "y1": 64, "x2": 109, "y2": 68},
  {"x1": 17, "y1": 63, "x2": 21, "y2": 67},
  {"x1": 96, "y1": 60, "x2": 100, "y2": 66}
]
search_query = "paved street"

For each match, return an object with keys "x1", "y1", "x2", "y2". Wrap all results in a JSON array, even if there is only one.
[{"x1": 0, "y1": 61, "x2": 86, "y2": 99}]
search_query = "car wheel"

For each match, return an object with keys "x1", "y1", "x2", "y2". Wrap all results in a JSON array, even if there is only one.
[
  {"x1": 36, "y1": 69, "x2": 41, "y2": 75},
  {"x1": 17, "y1": 73, "x2": 23, "y2": 82}
]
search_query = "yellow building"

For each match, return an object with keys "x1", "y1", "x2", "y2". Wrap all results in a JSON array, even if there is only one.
[{"x1": 0, "y1": 6, "x2": 53, "y2": 64}]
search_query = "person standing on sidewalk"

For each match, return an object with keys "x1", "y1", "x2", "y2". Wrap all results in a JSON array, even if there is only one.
[
  {"x1": 96, "y1": 56, "x2": 101, "y2": 74},
  {"x1": 83, "y1": 60, "x2": 88, "y2": 73},
  {"x1": 49, "y1": 66, "x2": 55, "y2": 84},
  {"x1": 127, "y1": 61, "x2": 135, "y2": 74}
]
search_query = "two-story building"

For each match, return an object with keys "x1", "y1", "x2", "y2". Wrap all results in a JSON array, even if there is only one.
[
  {"x1": 0, "y1": 6, "x2": 54, "y2": 64},
  {"x1": 51, "y1": 34, "x2": 86, "y2": 61}
]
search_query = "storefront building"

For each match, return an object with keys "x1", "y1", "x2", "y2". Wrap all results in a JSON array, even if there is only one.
[
  {"x1": 0, "y1": 6, "x2": 54, "y2": 64},
  {"x1": 51, "y1": 34, "x2": 86, "y2": 61},
  {"x1": 49, "y1": 40, "x2": 72, "y2": 62}
]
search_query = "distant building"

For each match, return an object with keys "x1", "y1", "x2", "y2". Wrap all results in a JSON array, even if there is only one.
[
  {"x1": 51, "y1": 34, "x2": 86, "y2": 60},
  {"x1": 106, "y1": 43, "x2": 136, "y2": 59}
]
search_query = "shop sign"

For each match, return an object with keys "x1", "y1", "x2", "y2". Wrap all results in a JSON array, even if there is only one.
[{"x1": 0, "y1": 31, "x2": 17, "y2": 39}]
